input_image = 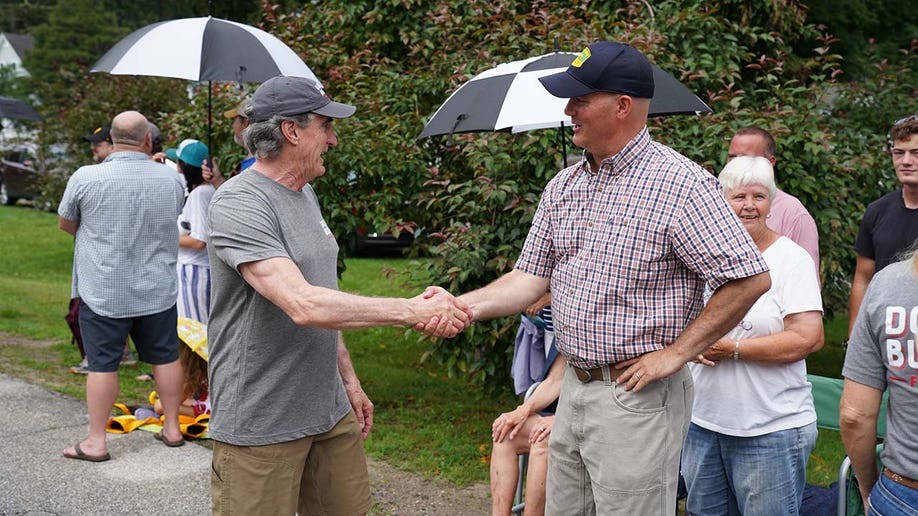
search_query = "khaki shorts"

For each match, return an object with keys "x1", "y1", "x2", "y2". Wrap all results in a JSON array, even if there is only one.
[{"x1": 212, "y1": 410, "x2": 371, "y2": 516}]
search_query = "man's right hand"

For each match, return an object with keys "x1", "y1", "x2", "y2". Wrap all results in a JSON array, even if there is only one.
[
  {"x1": 410, "y1": 287, "x2": 473, "y2": 338},
  {"x1": 202, "y1": 157, "x2": 226, "y2": 188},
  {"x1": 492, "y1": 405, "x2": 527, "y2": 443},
  {"x1": 524, "y1": 291, "x2": 551, "y2": 317}
]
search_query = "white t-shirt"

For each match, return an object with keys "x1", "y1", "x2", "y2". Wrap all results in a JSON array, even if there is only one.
[
  {"x1": 177, "y1": 184, "x2": 215, "y2": 267},
  {"x1": 689, "y1": 236, "x2": 822, "y2": 436}
]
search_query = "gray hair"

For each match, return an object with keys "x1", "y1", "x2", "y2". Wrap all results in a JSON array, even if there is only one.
[
  {"x1": 242, "y1": 111, "x2": 316, "y2": 160},
  {"x1": 718, "y1": 156, "x2": 776, "y2": 200}
]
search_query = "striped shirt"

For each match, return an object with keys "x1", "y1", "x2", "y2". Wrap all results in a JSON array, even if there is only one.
[
  {"x1": 516, "y1": 128, "x2": 768, "y2": 368},
  {"x1": 58, "y1": 152, "x2": 185, "y2": 318}
]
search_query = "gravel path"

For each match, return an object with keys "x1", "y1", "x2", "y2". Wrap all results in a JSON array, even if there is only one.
[
  {"x1": 0, "y1": 333, "x2": 492, "y2": 515},
  {"x1": 368, "y1": 458, "x2": 491, "y2": 515}
]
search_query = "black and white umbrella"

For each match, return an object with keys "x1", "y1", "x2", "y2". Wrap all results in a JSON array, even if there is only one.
[
  {"x1": 418, "y1": 51, "x2": 711, "y2": 139},
  {"x1": 91, "y1": 16, "x2": 319, "y2": 85},
  {"x1": 91, "y1": 16, "x2": 321, "y2": 148},
  {"x1": 0, "y1": 96, "x2": 42, "y2": 121}
]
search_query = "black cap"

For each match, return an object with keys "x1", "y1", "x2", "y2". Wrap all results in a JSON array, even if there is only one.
[
  {"x1": 539, "y1": 42, "x2": 655, "y2": 99},
  {"x1": 83, "y1": 126, "x2": 112, "y2": 143},
  {"x1": 249, "y1": 76, "x2": 355, "y2": 122},
  {"x1": 148, "y1": 122, "x2": 163, "y2": 154}
]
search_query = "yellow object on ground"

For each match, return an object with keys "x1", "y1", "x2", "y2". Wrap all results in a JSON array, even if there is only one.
[
  {"x1": 107, "y1": 398, "x2": 209, "y2": 439},
  {"x1": 177, "y1": 317, "x2": 208, "y2": 361}
]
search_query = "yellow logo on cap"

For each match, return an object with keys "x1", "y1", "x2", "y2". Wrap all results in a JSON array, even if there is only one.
[{"x1": 571, "y1": 47, "x2": 591, "y2": 68}]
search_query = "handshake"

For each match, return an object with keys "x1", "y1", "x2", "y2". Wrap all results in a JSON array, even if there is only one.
[{"x1": 410, "y1": 286, "x2": 475, "y2": 338}]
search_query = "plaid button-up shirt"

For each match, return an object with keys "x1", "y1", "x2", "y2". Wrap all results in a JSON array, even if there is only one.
[{"x1": 516, "y1": 129, "x2": 768, "y2": 368}]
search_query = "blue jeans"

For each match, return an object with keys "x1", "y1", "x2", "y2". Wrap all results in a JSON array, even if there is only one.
[
  {"x1": 868, "y1": 472, "x2": 918, "y2": 515},
  {"x1": 681, "y1": 421, "x2": 817, "y2": 516}
]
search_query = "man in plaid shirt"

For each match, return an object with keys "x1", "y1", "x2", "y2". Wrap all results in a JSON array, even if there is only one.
[{"x1": 449, "y1": 42, "x2": 771, "y2": 514}]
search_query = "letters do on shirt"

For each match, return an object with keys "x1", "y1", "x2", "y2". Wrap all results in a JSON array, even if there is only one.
[{"x1": 885, "y1": 306, "x2": 918, "y2": 372}]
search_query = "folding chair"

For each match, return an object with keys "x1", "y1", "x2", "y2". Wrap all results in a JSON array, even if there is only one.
[
  {"x1": 510, "y1": 454, "x2": 528, "y2": 515},
  {"x1": 510, "y1": 381, "x2": 541, "y2": 516},
  {"x1": 806, "y1": 374, "x2": 888, "y2": 516}
]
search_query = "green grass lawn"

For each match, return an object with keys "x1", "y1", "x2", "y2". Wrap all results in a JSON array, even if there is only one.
[
  {"x1": 0, "y1": 204, "x2": 852, "y2": 487},
  {"x1": 0, "y1": 204, "x2": 513, "y2": 485}
]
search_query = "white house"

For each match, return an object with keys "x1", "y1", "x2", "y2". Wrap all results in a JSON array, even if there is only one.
[
  {"x1": 0, "y1": 33, "x2": 33, "y2": 77},
  {"x1": 0, "y1": 33, "x2": 37, "y2": 143}
]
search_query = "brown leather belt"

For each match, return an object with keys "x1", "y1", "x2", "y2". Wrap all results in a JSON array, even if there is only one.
[
  {"x1": 571, "y1": 364, "x2": 624, "y2": 383},
  {"x1": 884, "y1": 468, "x2": 918, "y2": 491}
]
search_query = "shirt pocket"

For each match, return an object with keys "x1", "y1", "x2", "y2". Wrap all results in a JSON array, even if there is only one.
[{"x1": 599, "y1": 216, "x2": 671, "y2": 282}]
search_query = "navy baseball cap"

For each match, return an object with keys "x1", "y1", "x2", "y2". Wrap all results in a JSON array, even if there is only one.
[
  {"x1": 539, "y1": 42, "x2": 655, "y2": 99},
  {"x1": 83, "y1": 126, "x2": 112, "y2": 143},
  {"x1": 249, "y1": 76, "x2": 355, "y2": 122}
]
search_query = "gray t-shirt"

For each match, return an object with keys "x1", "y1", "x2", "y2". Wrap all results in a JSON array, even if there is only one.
[
  {"x1": 843, "y1": 258, "x2": 918, "y2": 479},
  {"x1": 207, "y1": 170, "x2": 349, "y2": 446}
]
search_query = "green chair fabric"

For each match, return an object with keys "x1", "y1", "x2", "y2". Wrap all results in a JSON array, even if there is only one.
[
  {"x1": 808, "y1": 374, "x2": 888, "y2": 437},
  {"x1": 807, "y1": 374, "x2": 888, "y2": 516}
]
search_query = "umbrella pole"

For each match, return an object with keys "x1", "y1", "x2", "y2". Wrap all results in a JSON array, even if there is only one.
[
  {"x1": 207, "y1": 0, "x2": 214, "y2": 151},
  {"x1": 560, "y1": 122, "x2": 568, "y2": 167},
  {"x1": 207, "y1": 80, "x2": 213, "y2": 150}
]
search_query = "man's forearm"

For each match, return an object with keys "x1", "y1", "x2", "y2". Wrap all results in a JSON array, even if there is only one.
[
  {"x1": 240, "y1": 257, "x2": 469, "y2": 331},
  {"x1": 842, "y1": 422, "x2": 879, "y2": 500},
  {"x1": 670, "y1": 272, "x2": 770, "y2": 361},
  {"x1": 337, "y1": 333, "x2": 374, "y2": 437},
  {"x1": 840, "y1": 380, "x2": 883, "y2": 501},
  {"x1": 58, "y1": 217, "x2": 78, "y2": 236},
  {"x1": 848, "y1": 256, "x2": 875, "y2": 335},
  {"x1": 847, "y1": 282, "x2": 867, "y2": 336},
  {"x1": 459, "y1": 269, "x2": 549, "y2": 321},
  {"x1": 337, "y1": 334, "x2": 360, "y2": 388}
]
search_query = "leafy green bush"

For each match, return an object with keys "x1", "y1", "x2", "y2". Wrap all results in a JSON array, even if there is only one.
[
  {"x1": 20, "y1": 0, "x2": 917, "y2": 389},
  {"x1": 259, "y1": 0, "x2": 917, "y2": 389}
]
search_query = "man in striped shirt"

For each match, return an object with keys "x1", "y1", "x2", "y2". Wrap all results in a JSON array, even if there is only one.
[{"x1": 450, "y1": 42, "x2": 771, "y2": 514}]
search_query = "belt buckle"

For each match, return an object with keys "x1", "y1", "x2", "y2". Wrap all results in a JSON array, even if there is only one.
[{"x1": 574, "y1": 366, "x2": 592, "y2": 384}]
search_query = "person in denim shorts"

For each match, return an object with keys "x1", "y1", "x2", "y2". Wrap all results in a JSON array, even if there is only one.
[{"x1": 58, "y1": 110, "x2": 187, "y2": 462}]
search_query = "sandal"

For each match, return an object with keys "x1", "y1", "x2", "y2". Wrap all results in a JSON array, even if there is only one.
[
  {"x1": 154, "y1": 431, "x2": 186, "y2": 447},
  {"x1": 63, "y1": 442, "x2": 110, "y2": 462}
]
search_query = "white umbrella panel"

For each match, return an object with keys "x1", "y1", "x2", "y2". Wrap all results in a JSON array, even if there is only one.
[
  {"x1": 92, "y1": 16, "x2": 320, "y2": 85},
  {"x1": 92, "y1": 16, "x2": 322, "y2": 148},
  {"x1": 418, "y1": 51, "x2": 711, "y2": 139}
]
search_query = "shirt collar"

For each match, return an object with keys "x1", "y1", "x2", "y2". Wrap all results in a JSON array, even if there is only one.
[
  {"x1": 584, "y1": 127, "x2": 650, "y2": 177},
  {"x1": 104, "y1": 151, "x2": 150, "y2": 163}
]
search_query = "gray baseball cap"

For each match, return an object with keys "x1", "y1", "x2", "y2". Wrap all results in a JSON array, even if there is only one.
[{"x1": 249, "y1": 76, "x2": 356, "y2": 122}]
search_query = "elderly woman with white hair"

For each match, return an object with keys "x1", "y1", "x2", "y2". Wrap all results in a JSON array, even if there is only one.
[{"x1": 681, "y1": 156, "x2": 825, "y2": 515}]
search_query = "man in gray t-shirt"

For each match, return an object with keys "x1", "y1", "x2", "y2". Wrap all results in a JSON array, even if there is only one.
[
  {"x1": 207, "y1": 76, "x2": 472, "y2": 516},
  {"x1": 841, "y1": 253, "x2": 918, "y2": 509}
]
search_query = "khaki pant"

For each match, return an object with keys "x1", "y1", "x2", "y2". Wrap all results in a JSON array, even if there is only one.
[
  {"x1": 546, "y1": 365, "x2": 693, "y2": 515},
  {"x1": 212, "y1": 410, "x2": 371, "y2": 515}
]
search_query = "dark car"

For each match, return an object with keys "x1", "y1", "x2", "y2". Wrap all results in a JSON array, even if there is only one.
[
  {"x1": 0, "y1": 147, "x2": 41, "y2": 205},
  {"x1": 347, "y1": 226, "x2": 416, "y2": 257}
]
